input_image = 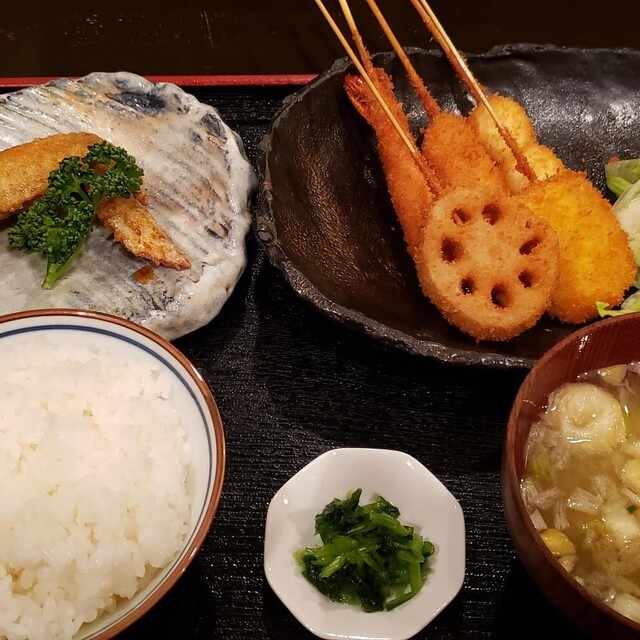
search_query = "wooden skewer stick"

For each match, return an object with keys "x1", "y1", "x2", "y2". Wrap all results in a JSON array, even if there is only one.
[
  {"x1": 363, "y1": 0, "x2": 440, "y2": 119},
  {"x1": 336, "y1": 0, "x2": 375, "y2": 76},
  {"x1": 409, "y1": 0, "x2": 537, "y2": 183},
  {"x1": 313, "y1": 0, "x2": 440, "y2": 190}
]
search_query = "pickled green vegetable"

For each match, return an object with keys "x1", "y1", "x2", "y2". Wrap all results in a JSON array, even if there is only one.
[{"x1": 295, "y1": 489, "x2": 435, "y2": 612}]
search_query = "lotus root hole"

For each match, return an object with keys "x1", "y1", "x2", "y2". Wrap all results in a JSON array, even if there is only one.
[
  {"x1": 519, "y1": 271, "x2": 534, "y2": 288},
  {"x1": 460, "y1": 277, "x2": 475, "y2": 295},
  {"x1": 441, "y1": 237, "x2": 463, "y2": 263},
  {"x1": 451, "y1": 208, "x2": 471, "y2": 225},
  {"x1": 491, "y1": 284, "x2": 512, "y2": 308},
  {"x1": 482, "y1": 203, "x2": 501, "y2": 225},
  {"x1": 520, "y1": 237, "x2": 541, "y2": 255}
]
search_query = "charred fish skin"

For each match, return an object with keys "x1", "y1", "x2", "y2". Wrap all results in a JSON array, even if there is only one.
[{"x1": 0, "y1": 72, "x2": 256, "y2": 340}]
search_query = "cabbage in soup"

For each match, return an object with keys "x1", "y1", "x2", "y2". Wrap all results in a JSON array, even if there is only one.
[{"x1": 522, "y1": 363, "x2": 640, "y2": 623}]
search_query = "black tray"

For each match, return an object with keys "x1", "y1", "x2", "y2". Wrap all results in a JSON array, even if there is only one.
[{"x1": 0, "y1": 78, "x2": 588, "y2": 639}]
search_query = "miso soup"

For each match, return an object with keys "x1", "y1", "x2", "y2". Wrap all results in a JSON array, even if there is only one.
[{"x1": 522, "y1": 363, "x2": 640, "y2": 623}]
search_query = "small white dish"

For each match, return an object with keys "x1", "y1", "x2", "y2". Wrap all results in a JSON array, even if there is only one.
[{"x1": 264, "y1": 448, "x2": 465, "y2": 640}]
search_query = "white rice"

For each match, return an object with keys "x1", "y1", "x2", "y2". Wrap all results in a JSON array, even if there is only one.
[{"x1": 0, "y1": 330, "x2": 192, "y2": 640}]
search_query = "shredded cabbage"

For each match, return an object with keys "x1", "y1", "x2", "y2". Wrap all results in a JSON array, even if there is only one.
[
  {"x1": 606, "y1": 158, "x2": 640, "y2": 197},
  {"x1": 598, "y1": 158, "x2": 640, "y2": 318}
]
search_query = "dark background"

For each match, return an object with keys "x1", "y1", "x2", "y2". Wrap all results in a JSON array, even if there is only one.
[{"x1": 2, "y1": 0, "x2": 640, "y2": 78}]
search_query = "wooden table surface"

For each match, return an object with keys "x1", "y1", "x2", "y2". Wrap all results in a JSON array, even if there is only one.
[{"x1": 1, "y1": 1, "x2": 635, "y2": 639}]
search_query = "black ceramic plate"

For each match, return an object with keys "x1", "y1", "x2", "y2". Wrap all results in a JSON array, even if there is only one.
[{"x1": 257, "y1": 45, "x2": 640, "y2": 368}]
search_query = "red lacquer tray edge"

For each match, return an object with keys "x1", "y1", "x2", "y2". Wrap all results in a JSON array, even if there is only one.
[{"x1": 0, "y1": 74, "x2": 317, "y2": 88}]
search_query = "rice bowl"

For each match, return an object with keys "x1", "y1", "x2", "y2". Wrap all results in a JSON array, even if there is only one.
[{"x1": 0, "y1": 309, "x2": 225, "y2": 640}]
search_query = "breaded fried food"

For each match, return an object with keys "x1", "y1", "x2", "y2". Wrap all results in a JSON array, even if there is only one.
[
  {"x1": 421, "y1": 111, "x2": 507, "y2": 192},
  {"x1": 97, "y1": 197, "x2": 191, "y2": 270},
  {"x1": 416, "y1": 186, "x2": 558, "y2": 341},
  {"x1": 0, "y1": 132, "x2": 102, "y2": 217},
  {"x1": 468, "y1": 94, "x2": 564, "y2": 194},
  {"x1": 513, "y1": 170, "x2": 636, "y2": 323},
  {"x1": 344, "y1": 72, "x2": 436, "y2": 259}
]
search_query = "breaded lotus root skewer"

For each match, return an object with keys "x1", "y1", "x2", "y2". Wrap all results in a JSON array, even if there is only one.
[
  {"x1": 468, "y1": 94, "x2": 565, "y2": 194},
  {"x1": 416, "y1": 186, "x2": 558, "y2": 341},
  {"x1": 512, "y1": 170, "x2": 635, "y2": 323},
  {"x1": 0, "y1": 132, "x2": 102, "y2": 217},
  {"x1": 98, "y1": 197, "x2": 191, "y2": 270}
]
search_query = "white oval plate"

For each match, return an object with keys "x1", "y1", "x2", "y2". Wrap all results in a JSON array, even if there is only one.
[
  {"x1": 264, "y1": 448, "x2": 466, "y2": 640},
  {"x1": 0, "y1": 72, "x2": 256, "y2": 340}
]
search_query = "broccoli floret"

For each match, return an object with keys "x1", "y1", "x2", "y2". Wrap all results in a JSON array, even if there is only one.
[
  {"x1": 83, "y1": 140, "x2": 144, "y2": 203},
  {"x1": 8, "y1": 141, "x2": 144, "y2": 289}
]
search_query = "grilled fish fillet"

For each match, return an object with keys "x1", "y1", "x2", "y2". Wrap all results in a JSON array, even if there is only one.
[
  {"x1": 0, "y1": 132, "x2": 102, "y2": 218},
  {"x1": 98, "y1": 197, "x2": 191, "y2": 270}
]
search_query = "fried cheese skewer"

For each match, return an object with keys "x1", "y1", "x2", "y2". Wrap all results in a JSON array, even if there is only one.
[
  {"x1": 324, "y1": 0, "x2": 560, "y2": 341},
  {"x1": 411, "y1": 0, "x2": 636, "y2": 323}
]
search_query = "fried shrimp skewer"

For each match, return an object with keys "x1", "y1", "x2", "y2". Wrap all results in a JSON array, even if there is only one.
[
  {"x1": 411, "y1": 0, "x2": 636, "y2": 323},
  {"x1": 319, "y1": 0, "x2": 438, "y2": 259},
  {"x1": 319, "y1": 0, "x2": 560, "y2": 341},
  {"x1": 343, "y1": 73, "x2": 435, "y2": 259}
]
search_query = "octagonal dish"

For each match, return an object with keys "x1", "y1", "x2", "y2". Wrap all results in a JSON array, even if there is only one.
[{"x1": 264, "y1": 448, "x2": 465, "y2": 640}]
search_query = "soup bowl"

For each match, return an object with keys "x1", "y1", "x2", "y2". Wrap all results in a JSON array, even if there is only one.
[{"x1": 502, "y1": 313, "x2": 640, "y2": 639}]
